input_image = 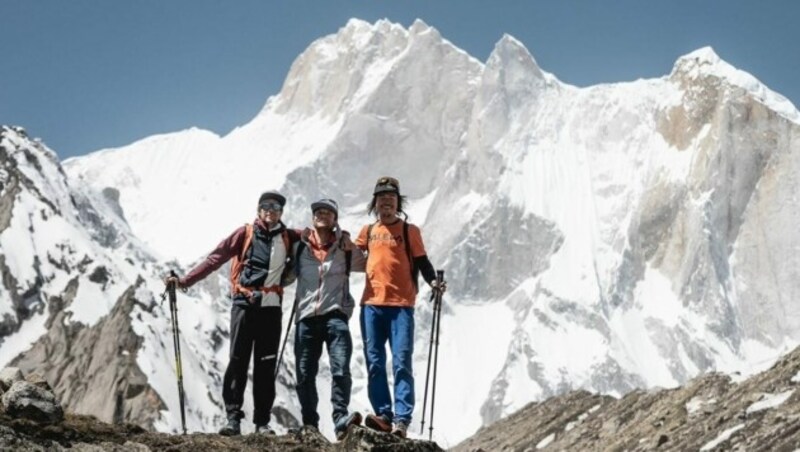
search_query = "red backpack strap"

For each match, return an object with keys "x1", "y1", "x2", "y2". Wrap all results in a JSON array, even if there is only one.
[
  {"x1": 241, "y1": 223, "x2": 254, "y2": 260},
  {"x1": 230, "y1": 224, "x2": 254, "y2": 295}
]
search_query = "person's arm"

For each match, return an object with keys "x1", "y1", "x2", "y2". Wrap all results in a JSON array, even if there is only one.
[
  {"x1": 281, "y1": 240, "x2": 300, "y2": 287},
  {"x1": 178, "y1": 226, "x2": 247, "y2": 288},
  {"x1": 353, "y1": 224, "x2": 369, "y2": 251},
  {"x1": 414, "y1": 255, "x2": 436, "y2": 285},
  {"x1": 409, "y1": 224, "x2": 446, "y2": 293},
  {"x1": 345, "y1": 225, "x2": 369, "y2": 272},
  {"x1": 350, "y1": 244, "x2": 367, "y2": 273}
]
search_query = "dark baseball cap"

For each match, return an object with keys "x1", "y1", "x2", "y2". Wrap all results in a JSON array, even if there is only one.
[
  {"x1": 311, "y1": 198, "x2": 338, "y2": 216},
  {"x1": 373, "y1": 176, "x2": 400, "y2": 195},
  {"x1": 258, "y1": 191, "x2": 286, "y2": 208}
]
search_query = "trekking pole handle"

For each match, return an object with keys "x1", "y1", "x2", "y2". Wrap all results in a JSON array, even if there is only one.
[
  {"x1": 166, "y1": 270, "x2": 177, "y2": 290},
  {"x1": 435, "y1": 270, "x2": 445, "y2": 298},
  {"x1": 167, "y1": 270, "x2": 179, "y2": 308}
]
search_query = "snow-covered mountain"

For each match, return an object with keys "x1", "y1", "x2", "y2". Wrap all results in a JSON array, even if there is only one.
[
  {"x1": 3, "y1": 18, "x2": 800, "y2": 446},
  {"x1": 0, "y1": 124, "x2": 245, "y2": 433}
]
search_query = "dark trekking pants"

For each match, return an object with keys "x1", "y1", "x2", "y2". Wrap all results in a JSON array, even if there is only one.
[
  {"x1": 294, "y1": 311, "x2": 353, "y2": 428},
  {"x1": 223, "y1": 304, "x2": 282, "y2": 425}
]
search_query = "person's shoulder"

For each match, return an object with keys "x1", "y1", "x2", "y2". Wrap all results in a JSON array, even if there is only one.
[
  {"x1": 405, "y1": 221, "x2": 422, "y2": 233},
  {"x1": 357, "y1": 223, "x2": 372, "y2": 235},
  {"x1": 285, "y1": 227, "x2": 302, "y2": 241}
]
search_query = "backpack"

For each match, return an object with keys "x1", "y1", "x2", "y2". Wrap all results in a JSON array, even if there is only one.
[
  {"x1": 230, "y1": 223, "x2": 299, "y2": 298},
  {"x1": 366, "y1": 220, "x2": 418, "y2": 291}
]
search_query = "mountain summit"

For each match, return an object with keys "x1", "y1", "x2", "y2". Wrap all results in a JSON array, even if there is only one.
[{"x1": 3, "y1": 19, "x2": 800, "y2": 446}]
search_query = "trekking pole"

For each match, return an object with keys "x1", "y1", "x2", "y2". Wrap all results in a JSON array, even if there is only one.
[
  {"x1": 420, "y1": 270, "x2": 445, "y2": 438},
  {"x1": 165, "y1": 271, "x2": 188, "y2": 435},
  {"x1": 428, "y1": 270, "x2": 444, "y2": 441},
  {"x1": 419, "y1": 271, "x2": 440, "y2": 435},
  {"x1": 275, "y1": 296, "x2": 299, "y2": 380}
]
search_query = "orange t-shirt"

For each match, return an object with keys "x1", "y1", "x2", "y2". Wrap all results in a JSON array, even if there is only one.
[{"x1": 356, "y1": 220, "x2": 427, "y2": 307}]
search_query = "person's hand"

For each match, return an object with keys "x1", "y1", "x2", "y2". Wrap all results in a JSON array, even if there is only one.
[
  {"x1": 302, "y1": 227, "x2": 313, "y2": 241},
  {"x1": 430, "y1": 280, "x2": 447, "y2": 295},
  {"x1": 163, "y1": 273, "x2": 186, "y2": 292}
]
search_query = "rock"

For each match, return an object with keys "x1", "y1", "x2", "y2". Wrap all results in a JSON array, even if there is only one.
[
  {"x1": 2, "y1": 380, "x2": 64, "y2": 423},
  {"x1": 0, "y1": 408, "x2": 447, "y2": 452},
  {"x1": 286, "y1": 425, "x2": 330, "y2": 449},
  {"x1": 70, "y1": 442, "x2": 151, "y2": 451},
  {"x1": 24, "y1": 372, "x2": 52, "y2": 391},
  {"x1": 0, "y1": 367, "x2": 24, "y2": 391},
  {"x1": 454, "y1": 347, "x2": 800, "y2": 451},
  {"x1": 340, "y1": 425, "x2": 443, "y2": 451},
  {"x1": 0, "y1": 424, "x2": 49, "y2": 451}
]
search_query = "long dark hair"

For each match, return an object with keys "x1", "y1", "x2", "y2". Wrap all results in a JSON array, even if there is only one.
[{"x1": 367, "y1": 194, "x2": 409, "y2": 220}]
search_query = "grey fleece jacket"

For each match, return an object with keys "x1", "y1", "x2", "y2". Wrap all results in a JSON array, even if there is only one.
[{"x1": 291, "y1": 227, "x2": 366, "y2": 322}]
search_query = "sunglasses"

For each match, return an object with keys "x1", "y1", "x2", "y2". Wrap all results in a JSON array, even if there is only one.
[{"x1": 259, "y1": 202, "x2": 283, "y2": 212}]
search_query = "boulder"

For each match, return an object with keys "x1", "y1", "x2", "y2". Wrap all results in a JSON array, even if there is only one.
[
  {"x1": 2, "y1": 380, "x2": 64, "y2": 423},
  {"x1": 340, "y1": 425, "x2": 443, "y2": 451},
  {"x1": 0, "y1": 367, "x2": 24, "y2": 392},
  {"x1": 24, "y1": 372, "x2": 52, "y2": 391}
]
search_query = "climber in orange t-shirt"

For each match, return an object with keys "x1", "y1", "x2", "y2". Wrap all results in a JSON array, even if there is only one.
[{"x1": 354, "y1": 176, "x2": 446, "y2": 438}]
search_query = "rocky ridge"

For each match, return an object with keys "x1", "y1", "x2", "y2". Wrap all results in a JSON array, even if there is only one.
[
  {"x1": 0, "y1": 367, "x2": 442, "y2": 451},
  {"x1": 454, "y1": 345, "x2": 800, "y2": 451}
]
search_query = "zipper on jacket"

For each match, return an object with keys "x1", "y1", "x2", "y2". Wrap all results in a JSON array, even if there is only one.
[{"x1": 314, "y1": 260, "x2": 323, "y2": 316}]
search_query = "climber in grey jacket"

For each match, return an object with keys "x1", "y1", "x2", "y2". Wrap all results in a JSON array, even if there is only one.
[{"x1": 291, "y1": 198, "x2": 366, "y2": 440}]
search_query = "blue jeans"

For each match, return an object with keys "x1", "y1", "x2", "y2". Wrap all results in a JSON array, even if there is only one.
[
  {"x1": 294, "y1": 311, "x2": 353, "y2": 429},
  {"x1": 360, "y1": 305, "x2": 415, "y2": 424}
]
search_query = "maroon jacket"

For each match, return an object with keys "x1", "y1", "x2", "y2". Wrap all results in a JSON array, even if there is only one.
[{"x1": 180, "y1": 218, "x2": 273, "y2": 288}]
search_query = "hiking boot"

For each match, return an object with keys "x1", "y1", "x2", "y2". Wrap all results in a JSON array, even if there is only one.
[
  {"x1": 218, "y1": 418, "x2": 241, "y2": 436},
  {"x1": 335, "y1": 411, "x2": 363, "y2": 440},
  {"x1": 391, "y1": 421, "x2": 409, "y2": 438},
  {"x1": 254, "y1": 423, "x2": 275, "y2": 435},
  {"x1": 364, "y1": 413, "x2": 392, "y2": 433}
]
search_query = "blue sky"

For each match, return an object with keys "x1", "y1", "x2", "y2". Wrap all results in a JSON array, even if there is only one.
[{"x1": 1, "y1": 1, "x2": 798, "y2": 159}]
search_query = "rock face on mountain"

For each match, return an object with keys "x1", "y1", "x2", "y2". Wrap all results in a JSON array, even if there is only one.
[
  {"x1": 456, "y1": 345, "x2": 800, "y2": 451},
  {"x1": 0, "y1": 125, "x2": 173, "y2": 431},
  {"x1": 10, "y1": 279, "x2": 164, "y2": 427},
  {"x1": 3, "y1": 19, "x2": 800, "y2": 446},
  {"x1": 0, "y1": 125, "x2": 244, "y2": 435}
]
